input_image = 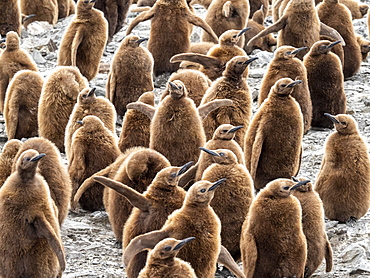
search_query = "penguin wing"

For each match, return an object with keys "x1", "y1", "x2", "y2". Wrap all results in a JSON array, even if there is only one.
[
  {"x1": 126, "y1": 9, "x2": 156, "y2": 35},
  {"x1": 68, "y1": 141, "x2": 87, "y2": 186},
  {"x1": 71, "y1": 29, "x2": 84, "y2": 67},
  {"x1": 320, "y1": 23, "x2": 346, "y2": 46},
  {"x1": 178, "y1": 162, "x2": 199, "y2": 190},
  {"x1": 198, "y1": 99, "x2": 233, "y2": 120},
  {"x1": 170, "y1": 53, "x2": 222, "y2": 68},
  {"x1": 3, "y1": 94, "x2": 18, "y2": 139},
  {"x1": 123, "y1": 230, "x2": 169, "y2": 266},
  {"x1": 249, "y1": 125, "x2": 264, "y2": 180},
  {"x1": 33, "y1": 214, "x2": 66, "y2": 271},
  {"x1": 126, "y1": 101, "x2": 155, "y2": 120},
  {"x1": 93, "y1": 176, "x2": 150, "y2": 211},
  {"x1": 218, "y1": 245, "x2": 246, "y2": 278},
  {"x1": 242, "y1": 233, "x2": 257, "y2": 278},
  {"x1": 325, "y1": 239, "x2": 333, "y2": 272},
  {"x1": 106, "y1": 72, "x2": 114, "y2": 101},
  {"x1": 222, "y1": 1, "x2": 233, "y2": 17},
  {"x1": 186, "y1": 13, "x2": 219, "y2": 42}
]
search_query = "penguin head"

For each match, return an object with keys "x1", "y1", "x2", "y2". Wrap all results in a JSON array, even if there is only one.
[
  {"x1": 272, "y1": 78, "x2": 302, "y2": 97},
  {"x1": 224, "y1": 56, "x2": 258, "y2": 77},
  {"x1": 360, "y1": 5, "x2": 369, "y2": 17},
  {"x1": 213, "y1": 124, "x2": 243, "y2": 140},
  {"x1": 5, "y1": 31, "x2": 20, "y2": 51},
  {"x1": 324, "y1": 113, "x2": 358, "y2": 134},
  {"x1": 167, "y1": 80, "x2": 187, "y2": 99},
  {"x1": 275, "y1": 46, "x2": 308, "y2": 59},
  {"x1": 149, "y1": 237, "x2": 195, "y2": 261},
  {"x1": 154, "y1": 161, "x2": 193, "y2": 188},
  {"x1": 78, "y1": 88, "x2": 96, "y2": 105},
  {"x1": 199, "y1": 148, "x2": 237, "y2": 165},
  {"x1": 291, "y1": 176, "x2": 313, "y2": 192},
  {"x1": 310, "y1": 40, "x2": 341, "y2": 55},
  {"x1": 358, "y1": 38, "x2": 370, "y2": 56},
  {"x1": 78, "y1": 0, "x2": 96, "y2": 11},
  {"x1": 122, "y1": 35, "x2": 148, "y2": 48},
  {"x1": 16, "y1": 149, "x2": 45, "y2": 174},
  {"x1": 263, "y1": 178, "x2": 311, "y2": 199},
  {"x1": 78, "y1": 115, "x2": 104, "y2": 132},
  {"x1": 186, "y1": 179, "x2": 226, "y2": 205},
  {"x1": 220, "y1": 28, "x2": 250, "y2": 46}
]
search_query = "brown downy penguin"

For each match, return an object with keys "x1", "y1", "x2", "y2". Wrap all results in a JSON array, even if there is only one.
[
  {"x1": 137, "y1": 237, "x2": 197, "y2": 278},
  {"x1": 249, "y1": 0, "x2": 269, "y2": 19},
  {"x1": 57, "y1": 0, "x2": 76, "y2": 19},
  {"x1": 0, "y1": 31, "x2": 38, "y2": 113},
  {"x1": 12, "y1": 137, "x2": 72, "y2": 225},
  {"x1": 123, "y1": 179, "x2": 246, "y2": 278},
  {"x1": 244, "y1": 78, "x2": 303, "y2": 191},
  {"x1": 0, "y1": 139, "x2": 22, "y2": 187},
  {"x1": 118, "y1": 92, "x2": 154, "y2": 153},
  {"x1": 246, "y1": 0, "x2": 344, "y2": 59},
  {"x1": 315, "y1": 114, "x2": 370, "y2": 225},
  {"x1": 58, "y1": 0, "x2": 108, "y2": 81},
  {"x1": 201, "y1": 56, "x2": 257, "y2": 146},
  {"x1": 69, "y1": 115, "x2": 120, "y2": 211},
  {"x1": 0, "y1": 0, "x2": 21, "y2": 36},
  {"x1": 200, "y1": 148, "x2": 254, "y2": 261},
  {"x1": 65, "y1": 87, "x2": 117, "y2": 160},
  {"x1": 125, "y1": 0, "x2": 218, "y2": 76},
  {"x1": 127, "y1": 80, "x2": 233, "y2": 166},
  {"x1": 317, "y1": 0, "x2": 362, "y2": 78},
  {"x1": 171, "y1": 29, "x2": 249, "y2": 81},
  {"x1": 291, "y1": 177, "x2": 333, "y2": 277},
  {"x1": 94, "y1": 162, "x2": 192, "y2": 278},
  {"x1": 0, "y1": 150, "x2": 65, "y2": 277},
  {"x1": 4, "y1": 70, "x2": 43, "y2": 140},
  {"x1": 106, "y1": 35, "x2": 154, "y2": 116},
  {"x1": 356, "y1": 35, "x2": 370, "y2": 61},
  {"x1": 339, "y1": 0, "x2": 368, "y2": 19},
  {"x1": 38, "y1": 66, "x2": 88, "y2": 152},
  {"x1": 240, "y1": 178, "x2": 309, "y2": 278},
  {"x1": 93, "y1": 0, "x2": 132, "y2": 41},
  {"x1": 258, "y1": 46, "x2": 312, "y2": 134},
  {"x1": 20, "y1": 0, "x2": 58, "y2": 28},
  {"x1": 303, "y1": 40, "x2": 346, "y2": 129},
  {"x1": 202, "y1": 0, "x2": 250, "y2": 47}
]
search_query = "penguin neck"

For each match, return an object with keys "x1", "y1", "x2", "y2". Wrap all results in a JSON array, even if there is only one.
[
  {"x1": 18, "y1": 168, "x2": 38, "y2": 182},
  {"x1": 149, "y1": 256, "x2": 176, "y2": 267},
  {"x1": 77, "y1": 7, "x2": 94, "y2": 20},
  {"x1": 224, "y1": 71, "x2": 245, "y2": 83}
]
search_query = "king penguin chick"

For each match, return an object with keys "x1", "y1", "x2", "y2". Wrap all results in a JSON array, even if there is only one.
[
  {"x1": 94, "y1": 162, "x2": 192, "y2": 278},
  {"x1": 57, "y1": 0, "x2": 108, "y2": 81},
  {"x1": 0, "y1": 139, "x2": 22, "y2": 187},
  {"x1": 240, "y1": 178, "x2": 309, "y2": 278},
  {"x1": 20, "y1": 0, "x2": 58, "y2": 27},
  {"x1": 292, "y1": 177, "x2": 333, "y2": 277},
  {"x1": 258, "y1": 45, "x2": 312, "y2": 134},
  {"x1": 244, "y1": 78, "x2": 303, "y2": 191},
  {"x1": 356, "y1": 35, "x2": 370, "y2": 61},
  {"x1": 106, "y1": 35, "x2": 154, "y2": 116},
  {"x1": 138, "y1": 237, "x2": 197, "y2": 278},
  {"x1": 339, "y1": 0, "x2": 368, "y2": 19},
  {"x1": 0, "y1": 0, "x2": 21, "y2": 36},
  {"x1": 200, "y1": 148, "x2": 254, "y2": 261},
  {"x1": 69, "y1": 115, "x2": 120, "y2": 211},
  {"x1": 0, "y1": 31, "x2": 37, "y2": 113},
  {"x1": 303, "y1": 40, "x2": 346, "y2": 129},
  {"x1": 315, "y1": 114, "x2": 370, "y2": 225},
  {"x1": 65, "y1": 87, "x2": 117, "y2": 160},
  {"x1": 123, "y1": 179, "x2": 246, "y2": 278},
  {"x1": 201, "y1": 55, "x2": 257, "y2": 146},
  {"x1": 0, "y1": 149, "x2": 66, "y2": 277}
]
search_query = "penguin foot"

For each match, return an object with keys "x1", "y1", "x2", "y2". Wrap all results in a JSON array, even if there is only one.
[{"x1": 345, "y1": 216, "x2": 357, "y2": 227}]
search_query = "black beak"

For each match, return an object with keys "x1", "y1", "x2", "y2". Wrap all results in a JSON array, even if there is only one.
[
  {"x1": 290, "y1": 180, "x2": 310, "y2": 191},
  {"x1": 199, "y1": 147, "x2": 219, "y2": 157},
  {"x1": 30, "y1": 153, "x2": 46, "y2": 162},
  {"x1": 227, "y1": 126, "x2": 243, "y2": 133},
  {"x1": 177, "y1": 161, "x2": 194, "y2": 177},
  {"x1": 208, "y1": 178, "x2": 226, "y2": 191},
  {"x1": 169, "y1": 81, "x2": 179, "y2": 90},
  {"x1": 173, "y1": 237, "x2": 196, "y2": 251},
  {"x1": 77, "y1": 121, "x2": 83, "y2": 125},
  {"x1": 324, "y1": 113, "x2": 340, "y2": 124},
  {"x1": 327, "y1": 41, "x2": 341, "y2": 49},
  {"x1": 244, "y1": 57, "x2": 258, "y2": 65},
  {"x1": 137, "y1": 38, "x2": 149, "y2": 45},
  {"x1": 291, "y1": 176, "x2": 299, "y2": 182},
  {"x1": 286, "y1": 80, "x2": 303, "y2": 88},
  {"x1": 238, "y1": 27, "x2": 251, "y2": 37},
  {"x1": 87, "y1": 88, "x2": 96, "y2": 97},
  {"x1": 291, "y1": 47, "x2": 308, "y2": 55}
]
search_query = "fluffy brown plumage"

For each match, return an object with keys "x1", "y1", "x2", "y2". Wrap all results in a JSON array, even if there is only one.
[
  {"x1": 20, "y1": 0, "x2": 58, "y2": 27},
  {"x1": 315, "y1": 114, "x2": 370, "y2": 224},
  {"x1": 57, "y1": 0, "x2": 76, "y2": 19},
  {"x1": 244, "y1": 78, "x2": 303, "y2": 190},
  {"x1": 0, "y1": 149, "x2": 65, "y2": 277},
  {"x1": 356, "y1": 35, "x2": 370, "y2": 61},
  {"x1": 0, "y1": 0, "x2": 21, "y2": 36},
  {"x1": 241, "y1": 178, "x2": 308, "y2": 278},
  {"x1": 339, "y1": 0, "x2": 368, "y2": 19},
  {"x1": 4, "y1": 70, "x2": 43, "y2": 140},
  {"x1": 38, "y1": 66, "x2": 88, "y2": 152},
  {"x1": 57, "y1": 0, "x2": 108, "y2": 81},
  {"x1": 0, "y1": 139, "x2": 22, "y2": 187},
  {"x1": 106, "y1": 35, "x2": 154, "y2": 116},
  {"x1": 12, "y1": 137, "x2": 72, "y2": 225}
]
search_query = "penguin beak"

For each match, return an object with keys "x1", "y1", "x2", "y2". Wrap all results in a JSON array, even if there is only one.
[
  {"x1": 244, "y1": 57, "x2": 258, "y2": 65},
  {"x1": 22, "y1": 14, "x2": 36, "y2": 23},
  {"x1": 208, "y1": 178, "x2": 226, "y2": 191},
  {"x1": 176, "y1": 161, "x2": 194, "y2": 177},
  {"x1": 87, "y1": 88, "x2": 96, "y2": 97},
  {"x1": 324, "y1": 113, "x2": 340, "y2": 124},
  {"x1": 290, "y1": 180, "x2": 310, "y2": 191},
  {"x1": 291, "y1": 47, "x2": 308, "y2": 55},
  {"x1": 168, "y1": 81, "x2": 179, "y2": 90},
  {"x1": 77, "y1": 121, "x2": 84, "y2": 125},
  {"x1": 137, "y1": 38, "x2": 149, "y2": 45},
  {"x1": 173, "y1": 237, "x2": 196, "y2": 251},
  {"x1": 326, "y1": 41, "x2": 341, "y2": 49},
  {"x1": 291, "y1": 176, "x2": 299, "y2": 182},
  {"x1": 286, "y1": 80, "x2": 302, "y2": 88},
  {"x1": 199, "y1": 147, "x2": 219, "y2": 157},
  {"x1": 90, "y1": 0, "x2": 96, "y2": 2},
  {"x1": 227, "y1": 126, "x2": 243, "y2": 134},
  {"x1": 30, "y1": 153, "x2": 46, "y2": 162},
  {"x1": 237, "y1": 27, "x2": 251, "y2": 37}
]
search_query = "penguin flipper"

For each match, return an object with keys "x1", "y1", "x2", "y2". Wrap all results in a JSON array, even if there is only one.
[
  {"x1": 249, "y1": 126, "x2": 264, "y2": 180},
  {"x1": 127, "y1": 101, "x2": 155, "y2": 120},
  {"x1": 186, "y1": 13, "x2": 219, "y2": 43},
  {"x1": 320, "y1": 22, "x2": 346, "y2": 46},
  {"x1": 218, "y1": 245, "x2": 246, "y2": 278},
  {"x1": 170, "y1": 53, "x2": 221, "y2": 68},
  {"x1": 93, "y1": 176, "x2": 150, "y2": 211},
  {"x1": 123, "y1": 230, "x2": 169, "y2": 266},
  {"x1": 3, "y1": 96, "x2": 18, "y2": 139},
  {"x1": 71, "y1": 29, "x2": 83, "y2": 67},
  {"x1": 325, "y1": 238, "x2": 333, "y2": 272},
  {"x1": 126, "y1": 9, "x2": 156, "y2": 35},
  {"x1": 106, "y1": 72, "x2": 114, "y2": 101},
  {"x1": 198, "y1": 99, "x2": 233, "y2": 120},
  {"x1": 178, "y1": 162, "x2": 198, "y2": 190},
  {"x1": 251, "y1": 7, "x2": 264, "y2": 25},
  {"x1": 242, "y1": 233, "x2": 257, "y2": 278},
  {"x1": 33, "y1": 215, "x2": 66, "y2": 271},
  {"x1": 222, "y1": 1, "x2": 232, "y2": 18}
]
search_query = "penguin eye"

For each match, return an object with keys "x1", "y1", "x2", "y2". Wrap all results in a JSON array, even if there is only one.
[
  {"x1": 233, "y1": 35, "x2": 237, "y2": 38},
  {"x1": 340, "y1": 122, "x2": 346, "y2": 125},
  {"x1": 222, "y1": 130, "x2": 228, "y2": 133},
  {"x1": 25, "y1": 157, "x2": 31, "y2": 161},
  {"x1": 283, "y1": 186, "x2": 290, "y2": 190},
  {"x1": 84, "y1": 0, "x2": 89, "y2": 3},
  {"x1": 200, "y1": 188, "x2": 206, "y2": 193},
  {"x1": 164, "y1": 246, "x2": 172, "y2": 251},
  {"x1": 170, "y1": 173, "x2": 177, "y2": 178},
  {"x1": 281, "y1": 84, "x2": 287, "y2": 88},
  {"x1": 178, "y1": 85, "x2": 182, "y2": 90},
  {"x1": 219, "y1": 152, "x2": 225, "y2": 157},
  {"x1": 237, "y1": 62, "x2": 243, "y2": 65}
]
